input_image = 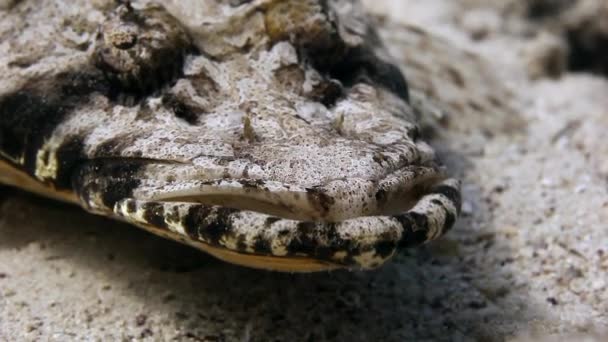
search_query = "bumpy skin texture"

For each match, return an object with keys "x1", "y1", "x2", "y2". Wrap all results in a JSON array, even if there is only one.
[{"x1": 0, "y1": 0, "x2": 460, "y2": 270}]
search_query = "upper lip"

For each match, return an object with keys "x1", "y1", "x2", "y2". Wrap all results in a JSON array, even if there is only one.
[{"x1": 132, "y1": 163, "x2": 446, "y2": 222}]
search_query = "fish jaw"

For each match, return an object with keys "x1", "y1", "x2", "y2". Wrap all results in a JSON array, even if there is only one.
[{"x1": 111, "y1": 178, "x2": 461, "y2": 271}]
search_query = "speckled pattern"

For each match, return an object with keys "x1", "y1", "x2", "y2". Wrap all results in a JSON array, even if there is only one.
[
  {"x1": 1, "y1": 0, "x2": 608, "y2": 340},
  {"x1": 0, "y1": 0, "x2": 461, "y2": 270}
]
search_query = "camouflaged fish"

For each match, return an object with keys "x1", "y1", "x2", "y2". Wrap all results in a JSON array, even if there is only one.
[{"x1": 0, "y1": 0, "x2": 461, "y2": 271}]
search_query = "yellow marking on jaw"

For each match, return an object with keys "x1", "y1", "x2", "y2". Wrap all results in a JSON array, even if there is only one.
[{"x1": 35, "y1": 143, "x2": 60, "y2": 182}]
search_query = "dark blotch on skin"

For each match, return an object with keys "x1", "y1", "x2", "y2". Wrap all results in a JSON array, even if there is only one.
[
  {"x1": 487, "y1": 95, "x2": 505, "y2": 109},
  {"x1": 409, "y1": 125, "x2": 420, "y2": 141},
  {"x1": 306, "y1": 78, "x2": 344, "y2": 108},
  {"x1": 239, "y1": 179, "x2": 266, "y2": 189},
  {"x1": 374, "y1": 239, "x2": 396, "y2": 259},
  {"x1": 165, "y1": 206, "x2": 181, "y2": 224},
  {"x1": 290, "y1": 9, "x2": 410, "y2": 104},
  {"x1": 306, "y1": 187, "x2": 335, "y2": 217},
  {"x1": 182, "y1": 206, "x2": 211, "y2": 240},
  {"x1": 182, "y1": 206, "x2": 237, "y2": 245},
  {"x1": 370, "y1": 60, "x2": 410, "y2": 102},
  {"x1": 0, "y1": 70, "x2": 108, "y2": 186},
  {"x1": 142, "y1": 202, "x2": 167, "y2": 230},
  {"x1": 468, "y1": 100, "x2": 484, "y2": 112},
  {"x1": 443, "y1": 207, "x2": 456, "y2": 233},
  {"x1": 431, "y1": 198, "x2": 456, "y2": 234},
  {"x1": 0, "y1": 92, "x2": 69, "y2": 167},
  {"x1": 253, "y1": 236, "x2": 272, "y2": 254},
  {"x1": 286, "y1": 222, "x2": 355, "y2": 265},
  {"x1": 100, "y1": 177, "x2": 141, "y2": 209},
  {"x1": 203, "y1": 208, "x2": 237, "y2": 245},
  {"x1": 314, "y1": 223, "x2": 343, "y2": 262},
  {"x1": 265, "y1": 217, "x2": 281, "y2": 226},
  {"x1": 375, "y1": 188, "x2": 388, "y2": 205},
  {"x1": 395, "y1": 213, "x2": 429, "y2": 248},
  {"x1": 527, "y1": 0, "x2": 573, "y2": 19},
  {"x1": 445, "y1": 66, "x2": 465, "y2": 88},
  {"x1": 93, "y1": 133, "x2": 140, "y2": 157},
  {"x1": 72, "y1": 160, "x2": 145, "y2": 210},
  {"x1": 566, "y1": 28, "x2": 608, "y2": 76},
  {"x1": 326, "y1": 47, "x2": 410, "y2": 103},
  {"x1": 162, "y1": 94, "x2": 199, "y2": 125},
  {"x1": 126, "y1": 200, "x2": 137, "y2": 214},
  {"x1": 236, "y1": 235, "x2": 248, "y2": 252},
  {"x1": 53, "y1": 136, "x2": 87, "y2": 190},
  {"x1": 431, "y1": 184, "x2": 462, "y2": 215},
  {"x1": 372, "y1": 153, "x2": 385, "y2": 165},
  {"x1": 287, "y1": 222, "x2": 319, "y2": 256},
  {"x1": 409, "y1": 212, "x2": 429, "y2": 232},
  {"x1": 55, "y1": 71, "x2": 109, "y2": 98}
]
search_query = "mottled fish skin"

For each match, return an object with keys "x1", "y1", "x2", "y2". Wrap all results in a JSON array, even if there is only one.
[{"x1": 0, "y1": 0, "x2": 461, "y2": 271}]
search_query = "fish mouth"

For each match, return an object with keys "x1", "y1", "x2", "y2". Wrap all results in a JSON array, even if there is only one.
[
  {"x1": 105, "y1": 161, "x2": 460, "y2": 271},
  {"x1": 133, "y1": 164, "x2": 446, "y2": 222}
]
